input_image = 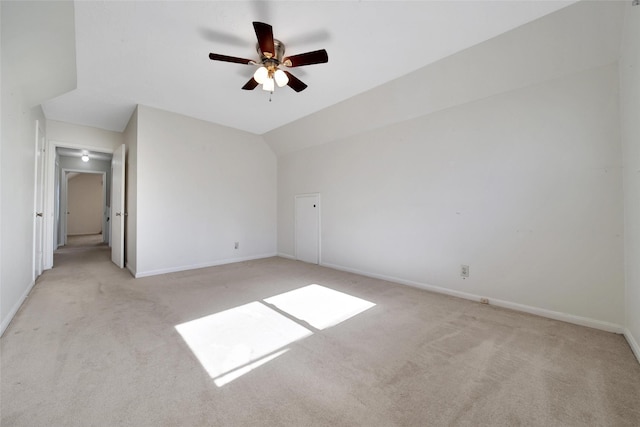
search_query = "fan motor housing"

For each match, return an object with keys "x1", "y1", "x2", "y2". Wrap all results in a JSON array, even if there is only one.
[{"x1": 257, "y1": 39, "x2": 286, "y2": 64}]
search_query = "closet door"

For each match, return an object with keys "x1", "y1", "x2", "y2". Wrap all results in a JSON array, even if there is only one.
[{"x1": 295, "y1": 194, "x2": 320, "y2": 264}]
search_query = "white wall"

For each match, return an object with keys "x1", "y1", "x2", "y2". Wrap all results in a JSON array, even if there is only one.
[
  {"x1": 278, "y1": 63, "x2": 624, "y2": 330},
  {"x1": 1, "y1": 0, "x2": 3, "y2": 335},
  {"x1": 134, "y1": 105, "x2": 277, "y2": 277},
  {"x1": 67, "y1": 174, "x2": 103, "y2": 235},
  {"x1": 1, "y1": 1, "x2": 76, "y2": 335},
  {"x1": 0, "y1": 101, "x2": 45, "y2": 334},
  {"x1": 48, "y1": 120, "x2": 124, "y2": 149},
  {"x1": 620, "y1": 2, "x2": 640, "y2": 361},
  {"x1": 264, "y1": 1, "x2": 623, "y2": 156}
]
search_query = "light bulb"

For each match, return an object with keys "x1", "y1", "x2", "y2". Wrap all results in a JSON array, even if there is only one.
[
  {"x1": 81, "y1": 154, "x2": 89, "y2": 162},
  {"x1": 262, "y1": 77, "x2": 274, "y2": 92},
  {"x1": 274, "y1": 69, "x2": 289, "y2": 87},
  {"x1": 253, "y1": 67, "x2": 268, "y2": 84}
]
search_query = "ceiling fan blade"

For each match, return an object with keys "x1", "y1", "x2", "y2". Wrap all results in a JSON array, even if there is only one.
[
  {"x1": 209, "y1": 53, "x2": 254, "y2": 65},
  {"x1": 284, "y1": 71, "x2": 307, "y2": 92},
  {"x1": 253, "y1": 21, "x2": 275, "y2": 58},
  {"x1": 241, "y1": 78, "x2": 259, "y2": 90},
  {"x1": 283, "y1": 49, "x2": 328, "y2": 67}
]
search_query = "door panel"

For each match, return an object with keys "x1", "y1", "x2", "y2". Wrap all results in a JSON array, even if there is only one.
[
  {"x1": 111, "y1": 144, "x2": 126, "y2": 268},
  {"x1": 295, "y1": 194, "x2": 320, "y2": 264},
  {"x1": 33, "y1": 123, "x2": 45, "y2": 279}
]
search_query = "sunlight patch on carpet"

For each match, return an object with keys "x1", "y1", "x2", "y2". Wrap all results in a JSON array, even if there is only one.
[
  {"x1": 265, "y1": 284, "x2": 376, "y2": 330},
  {"x1": 175, "y1": 285, "x2": 375, "y2": 386},
  {"x1": 175, "y1": 302, "x2": 311, "y2": 384},
  {"x1": 214, "y1": 348, "x2": 290, "y2": 387}
]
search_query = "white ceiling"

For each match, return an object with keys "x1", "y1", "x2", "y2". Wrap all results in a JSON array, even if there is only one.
[{"x1": 41, "y1": 0, "x2": 576, "y2": 135}]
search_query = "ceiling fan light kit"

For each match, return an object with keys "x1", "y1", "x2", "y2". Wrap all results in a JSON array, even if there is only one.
[
  {"x1": 208, "y1": 22, "x2": 328, "y2": 95},
  {"x1": 274, "y1": 69, "x2": 289, "y2": 88},
  {"x1": 262, "y1": 76, "x2": 275, "y2": 92},
  {"x1": 253, "y1": 66, "x2": 268, "y2": 84}
]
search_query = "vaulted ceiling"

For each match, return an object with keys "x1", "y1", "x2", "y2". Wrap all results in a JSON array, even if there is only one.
[{"x1": 41, "y1": 1, "x2": 577, "y2": 135}]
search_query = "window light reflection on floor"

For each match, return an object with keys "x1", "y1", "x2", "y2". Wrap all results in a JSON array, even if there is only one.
[
  {"x1": 175, "y1": 301, "x2": 312, "y2": 384},
  {"x1": 175, "y1": 285, "x2": 375, "y2": 387},
  {"x1": 214, "y1": 348, "x2": 290, "y2": 387},
  {"x1": 265, "y1": 284, "x2": 376, "y2": 330}
]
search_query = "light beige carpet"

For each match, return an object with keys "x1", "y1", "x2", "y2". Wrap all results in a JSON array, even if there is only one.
[
  {"x1": 1, "y1": 245, "x2": 639, "y2": 426},
  {"x1": 64, "y1": 233, "x2": 105, "y2": 248}
]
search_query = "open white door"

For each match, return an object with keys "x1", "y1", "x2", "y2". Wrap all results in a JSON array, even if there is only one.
[
  {"x1": 295, "y1": 194, "x2": 320, "y2": 264},
  {"x1": 33, "y1": 122, "x2": 46, "y2": 279},
  {"x1": 111, "y1": 144, "x2": 126, "y2": 268}
]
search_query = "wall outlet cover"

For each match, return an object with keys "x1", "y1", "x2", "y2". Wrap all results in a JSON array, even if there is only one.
[{"x1": 461, "y1": 264, "x2": 470, "y2": 278}]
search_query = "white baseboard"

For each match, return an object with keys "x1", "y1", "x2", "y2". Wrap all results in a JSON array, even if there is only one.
[
  {"x1": 1, "y1": 279, "x2": 36, "y2": 337},
  {"x1": 277, "y1": 252, "x2": 296, "y2": 260},
  {"x1": 483, "y1": 296, "x2": 623, "y2": 333},
  {"x1": 624, "y1": 329, "x2": 640, "y2": 365},
  {"x1": 134, "y1": 253, "x2": 278, "y2": 278},
  {"x1": 321, "y1": 261, "x2": 624, "y2": 334}
]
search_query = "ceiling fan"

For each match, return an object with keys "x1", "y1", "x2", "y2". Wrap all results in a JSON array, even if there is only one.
[{"x1": 208, "y1": 22, "x2": 328, "y2": 93}]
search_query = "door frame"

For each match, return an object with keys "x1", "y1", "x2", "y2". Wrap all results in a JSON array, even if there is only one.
[
  {"x1": 61, "y1": 169, "x2": 107, "y2": 245},
  {"x1": 110, "y1": 144, "x2": 126, "y2": 268},
  {"x1": 44, "y1": 140, "x2": 115, "y2": 269},
  {"x1": 294, "y1": 193, "x2": 321, "y2": 265},
  {"x1": 32, "y1": 121, "x2": 46, "y2": 280}
]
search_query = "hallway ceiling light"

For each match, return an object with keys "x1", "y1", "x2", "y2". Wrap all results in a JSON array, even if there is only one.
[{"x1": 81, "y1": 154, "x2": 89, "y2": 162}]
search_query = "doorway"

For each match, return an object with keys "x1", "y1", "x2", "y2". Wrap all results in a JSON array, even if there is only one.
[
  {"x1": 63, "y1": 171, "x2": 106, "y2": 247},
  {"x1": 44, "y1": 143, "x2": 117, "y2": 269}
]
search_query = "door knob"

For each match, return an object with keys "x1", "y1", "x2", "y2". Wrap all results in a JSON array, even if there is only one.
[{"x1": 36, "y1": 212, "x2": 43, "y2": 217}]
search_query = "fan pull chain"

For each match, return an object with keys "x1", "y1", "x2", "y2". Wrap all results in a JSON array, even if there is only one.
[{"x1": 269, "y1": 91, "x2": 273, "y2": 102}]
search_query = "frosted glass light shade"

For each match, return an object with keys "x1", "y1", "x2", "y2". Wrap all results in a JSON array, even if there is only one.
[
  {"x1": 262, "y1": 78, "x2": 275, "y2": 92},
  {"x1": 274, "y1": 69, "x2": 289, "y2": 87},
  {"x1": 253, "y1": 67, "x2": 268, "y2": 84}
]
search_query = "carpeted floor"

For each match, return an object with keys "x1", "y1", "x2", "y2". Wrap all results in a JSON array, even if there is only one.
[
  {"x1": 1, "y1": 245, "x2": 639, "y2": 426},
  {"x1": 64, "y1": 233, "x2": 105, "y2": 248}
]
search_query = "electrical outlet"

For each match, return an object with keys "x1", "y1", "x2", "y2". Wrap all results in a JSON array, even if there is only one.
[
  {"x1": 234, "y1": 242, "x2": 239, "y2": 250},
  {"x1": 480, "y1": 298, "x2": 489, "y2": 304},
  {"x1": 461, "y1": 264, "x2": 469, "y2": 278}
]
